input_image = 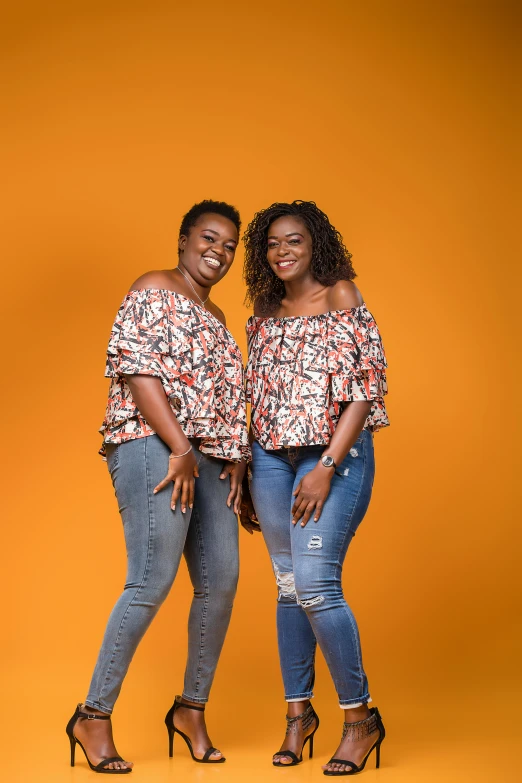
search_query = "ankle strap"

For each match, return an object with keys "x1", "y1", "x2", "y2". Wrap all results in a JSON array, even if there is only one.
[
  {"x1": 77, "y1": 705, "x2": 110, "y2": 721},
  {"x1": 286, "y1": 702, "x2": 314, "y2": 724},
  {"x1": 286, "y1": 704, "x2": 316, "y2": 734},
  {"x1": 175, "y1": 695, "x2": 205, "y2": 712},
  {"x1": 342, "y1": 711, "x2": 378, "y2": 741}
]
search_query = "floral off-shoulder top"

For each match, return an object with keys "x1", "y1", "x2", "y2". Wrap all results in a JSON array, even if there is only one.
[
  {"x1": 99, "y1": 289, "x2": 251, "y2": 462},
  {"x1": 246, "y1": 305, "x2": 389, "y2": 450}
]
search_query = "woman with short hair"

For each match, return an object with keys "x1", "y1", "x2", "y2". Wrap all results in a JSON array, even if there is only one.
[{"x1": 67, "y1": 199, "x2": 250, "y2": 773}]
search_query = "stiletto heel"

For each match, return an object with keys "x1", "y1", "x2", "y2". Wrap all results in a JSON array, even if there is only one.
[
  {"x1": 167, "y1": 724, "x2": 174, "y2": 758},
  {"x1": 65, "y1": 704, "x2": 132, "y2": 774},
  {"x1": 273, "y1": 703, "x2": 320, "y2": 767},
  {"x1": 164, "y1": 696, "x2": 225, "y2": 763},
  {"x1": 323, "y1": 707, "x2": 385, "y2": 776}
]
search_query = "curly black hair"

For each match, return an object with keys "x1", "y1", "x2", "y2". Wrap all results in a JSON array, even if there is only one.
[
  {"x1": 178, "y1": 199, "x2": 241, "y2": 256},
  {"x1": 243, "y1": 200, "x2": 356, "y2": 315}
]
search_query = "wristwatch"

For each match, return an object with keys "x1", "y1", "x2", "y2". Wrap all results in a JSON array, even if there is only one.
[{"x1": 320, "y1": 454, "x2": 337, "y2": 469}]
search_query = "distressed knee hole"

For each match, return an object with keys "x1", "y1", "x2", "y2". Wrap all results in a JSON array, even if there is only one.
[
  {"x1": 307, "y1": 535, "x2": 323, "y2": 550},
  {"x1": 298, "y1": 595, "x2": 325, "y2": 608},
  {"x1": 272, "y1": 560, "x2": 297, "y2": 600}
]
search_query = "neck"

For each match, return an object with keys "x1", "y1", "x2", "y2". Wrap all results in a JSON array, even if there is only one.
[
  {"x1": 283, "y1": 274, "x2": 323, "y2": 303},
  {"x1": 176, "y1": 262, "x2": 211, "y2": 302}
]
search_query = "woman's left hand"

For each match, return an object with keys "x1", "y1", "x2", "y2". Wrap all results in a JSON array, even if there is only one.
[
  {"x1": 220, "y1": 460, "x2": 247, "y2": 514},
  {"x1": 239, "y1": 482, "x2": 261, "y2": 535},
  {"x1": 292, "y1": 464, "x2": 333, "y2": 527}
]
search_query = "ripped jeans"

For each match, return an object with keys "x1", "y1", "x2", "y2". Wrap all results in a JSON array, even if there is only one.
[{"x1": 249, "y1": 431, "x2": 374, "y2": 708}]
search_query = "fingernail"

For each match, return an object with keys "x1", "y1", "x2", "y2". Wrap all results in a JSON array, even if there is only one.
[
  {"x1": 182, "y1": 507, "x2": 186, "y2": 513},
  {"x1": 301, "y1": 522, "x2": 305, "y2": 527},
  {"x1": 171, "y1": 505, "x2": 175, "y2": 511},
  {"x1": 153, "y1": 489, "x2": 158, "y2": 494},
  {"x1": 219, "y1": 474, "x2": 225, "y2": 479},
  {"x1": 189, "y1": 504, "x2": 193, "y2": 509}
]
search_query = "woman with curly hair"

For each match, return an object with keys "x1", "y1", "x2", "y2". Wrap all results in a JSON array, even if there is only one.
[
  {"x1": 241, "y1": 200, "x2": 388, "y2": 776},
  {"x1": 66, "y1": 200, "x2": 250, "y2": 773}
]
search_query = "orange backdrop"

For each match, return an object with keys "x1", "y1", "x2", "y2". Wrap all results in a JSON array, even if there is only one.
[{"x1": 1, "y1": 2, "x2": 520, "y2": 781}]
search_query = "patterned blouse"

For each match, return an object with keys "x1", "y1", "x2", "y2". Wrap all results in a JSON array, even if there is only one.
[
  {"x1": 99, "y1": 289, "x2": 251, "y2": 462},
  {"x1": 246, "y1": 305, "x2": 388, "y2": 450}
]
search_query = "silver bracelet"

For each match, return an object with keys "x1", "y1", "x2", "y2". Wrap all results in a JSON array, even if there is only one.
[{"x1": 169, "y1": 446, "x2": 192, "y2": 459}]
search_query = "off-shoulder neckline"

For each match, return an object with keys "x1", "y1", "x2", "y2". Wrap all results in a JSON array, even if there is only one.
[
  {"x1": 127, "y1": 288, "x2": 232, "y2": 337},
  {"x1": 247, "y1": 305, "x2": 368, "y2": 324}
]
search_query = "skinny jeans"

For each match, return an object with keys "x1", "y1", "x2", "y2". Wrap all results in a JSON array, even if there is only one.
[{"x1": 85, "y1": 435, "x2": 239, "y2": 713}]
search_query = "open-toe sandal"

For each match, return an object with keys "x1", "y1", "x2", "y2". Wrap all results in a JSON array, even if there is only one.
[
  {"x1": 165, "y1": 695, "x2": 225, "y2": 763},
  {"x1": 273, "y1": 702, "x2": 320, "y2": 767},
  {"x1": 65, "y1": 704, "x2": 132, "y2": 774},
  {"x1": 323, "y1": 707, "x2": 385, "y2": 776}
]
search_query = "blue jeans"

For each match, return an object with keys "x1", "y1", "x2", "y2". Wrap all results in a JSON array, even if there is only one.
[
  {"x1": 249, "y1": 430, "x2": 374, "y2": 708},
  {"x1": 85, "y1": 435, "x2": 239, "y2": 714}
]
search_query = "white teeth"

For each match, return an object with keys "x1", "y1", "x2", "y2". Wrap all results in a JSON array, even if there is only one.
[
  {"x1": 203, "y1": 256, "x2": 220, "y2": 268},
  {"x1": 279, "y1": 260, "x2": 295, "y2": 267}
]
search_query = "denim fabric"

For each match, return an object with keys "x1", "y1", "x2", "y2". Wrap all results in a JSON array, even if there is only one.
[
  {"x1": 249, "y1": 430, "x2": 374, "y2": 707},
  {"x1": 85, "y1": 435, "x2": 239, "y2": 713}
]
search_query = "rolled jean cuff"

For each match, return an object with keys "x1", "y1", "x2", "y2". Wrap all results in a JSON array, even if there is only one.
[
  {"x1": 182, "y1": 692, "x2": 208, "y2": 704},
  {"x1": 339, "y1": 695, "x2": 372, "y2": 709},
  {"x1": 84, "y1": 699, "x2": 113, "y2": 715},
  {"x1": 286, "y1": 692, "x2": 314, "y2": 702}
]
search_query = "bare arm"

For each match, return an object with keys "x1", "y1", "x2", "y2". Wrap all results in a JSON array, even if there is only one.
[
  {"x1": 292, "y1": 279, "x2": 372, "y2": 526},
  {"x1": 126, "y1": 375, "x2": 245, "y2": 515},
  {"x1": 291, "y1": 402, "x2": 371, "y2": 527},
  {"x1": 125, "y1": 375, "x2": 190, "y2": 454},
  {"x1": 322, "y1": 400, "x2": 372, "y2": 466},
  {"x1": 125, "y1": 375, "x2": 198, "y2": 513}
]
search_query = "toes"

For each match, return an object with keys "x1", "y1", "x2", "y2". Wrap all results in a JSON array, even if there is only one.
[{"x1": 104, "y1": 760, "x2": 132, "y2": 770}]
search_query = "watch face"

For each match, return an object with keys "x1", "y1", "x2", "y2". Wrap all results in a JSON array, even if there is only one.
[{"x1": 322, "y1": 455, "x2": 334, "y2": 468}]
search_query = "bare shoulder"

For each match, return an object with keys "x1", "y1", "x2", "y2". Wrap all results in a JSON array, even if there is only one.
[
  {"x1": 208, "y1": 301, "x2": 226, "y2": 326},
  {"x1": 328, "y1": 280, "x2": 364, "y2": 310},
  {"x1": 129, "y1": 269, "x2": 176, "y2": 291}
]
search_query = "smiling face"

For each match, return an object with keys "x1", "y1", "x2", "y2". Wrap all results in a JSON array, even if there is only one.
[
  {"x1": 266, "y1": 215, "x2": 313, "y2": 281},
  {"x1": 178, "y1": 213, "x2": 238, "y2": 285}
]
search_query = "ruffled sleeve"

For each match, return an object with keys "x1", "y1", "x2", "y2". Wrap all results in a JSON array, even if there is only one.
[
  {"x1": 105, "y1": 289, "x2": 172, "y2": 379},
  {"x1": 101, "y1": 289, "x2": 250, "y2": 462},
  {"x1": 327, "y1": 307, "x2": 388, "y2": 404}
]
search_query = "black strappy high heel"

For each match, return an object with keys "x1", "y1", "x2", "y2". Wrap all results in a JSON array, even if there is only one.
[
  {"x1": 164, "y1": 695, "x2": 226, "y2": 763},
  {"x1": 273, "y1": 702, "x2": 320, "y2": 767},
  {"x1": 323, "y1": 706, "x2": 385, "y2": 776},
  {"x1": 65, "y1": 704, "x2": 132, "y2": 774}
]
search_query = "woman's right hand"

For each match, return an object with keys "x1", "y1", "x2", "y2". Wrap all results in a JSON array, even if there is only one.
[{"x1": 153, "y1": 448, "x2": 199, "y2": 513}]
